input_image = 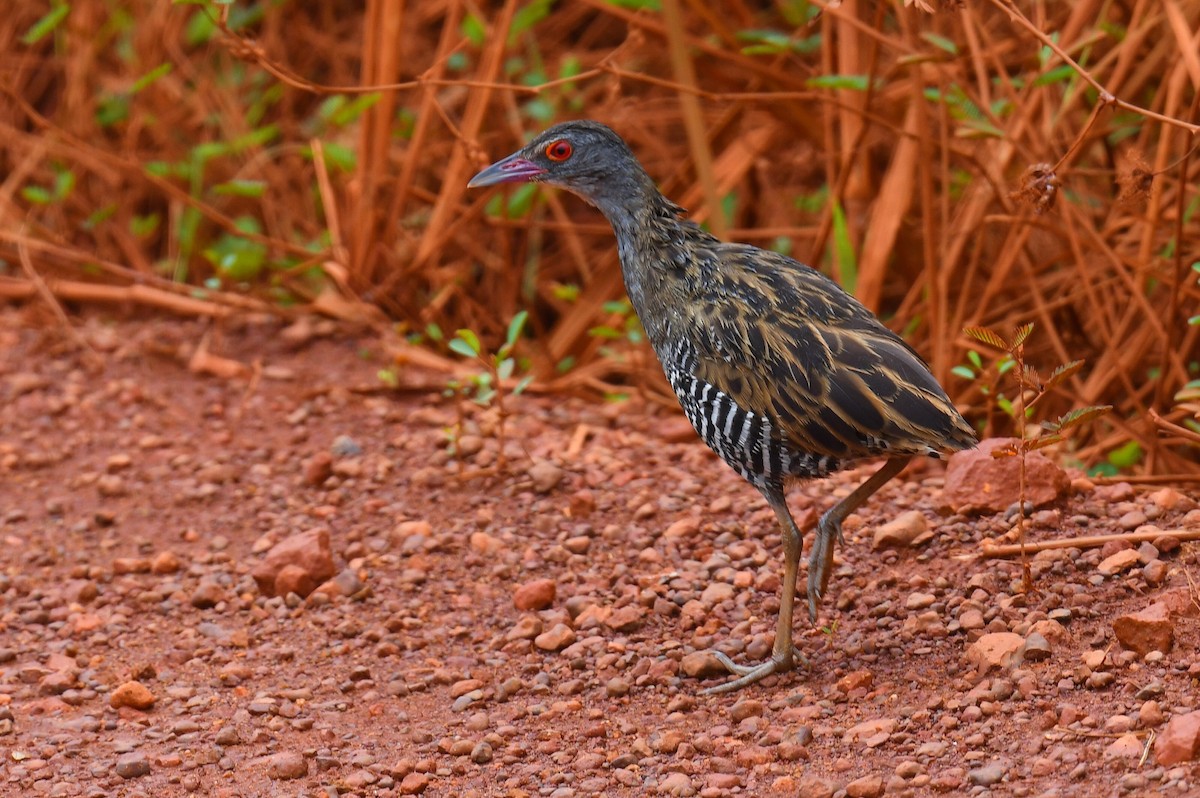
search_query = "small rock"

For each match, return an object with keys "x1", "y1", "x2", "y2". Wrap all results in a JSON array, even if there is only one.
[
  {"x1": 843, "y1": 718, "x2": 897, "y2": 744},
  {"x1": 528, "y1": 461, "x2": 564, "y2": 493},
  {"x1": 872, "y1": 510, "x2": 929, "y2": 548},
  {"x1": 797, "y1": 775, "x2": 833, "y2": 798},
  {"x1": 681, "y1": 651, "x2": 726, "y2": 679},
  {"x1": 1104, "y1": 733, "x2": 1143, "y2": 760},
  {"x1": 966, "y1": 632, "x2": 1025, "y2": 671},
  {"x1": 1113, "y1": 602, "x2": 1174, "y2": 656},
  {"x1": 150, "y1": 551, "x2": 181, "y2": 574},
  {"x1": 470, "y1": 742, "x2": 493, "y2": 764},
  {"x1": 190, "y1": 579, "x2": 227, "y2": 609},
  {"x1": 942, "y1": 438, "x2": 1069, "y2": 514},
  {"x1": 1140, "y1": 700, "x2": 1165, "y2": 727},
  {"x1": 303, "y1": 452, "x2": 334, "y2": 486},
  {"x1": 1097, "y1": 548, "x2": 1141, "y2": 576},
  {"x1": 729, "y1": 699, "x2": 764, "y2": 722},
  {"x1": 1143, "y1": 559, "x2": 1169, "y2": 586},
  {"x1": 110, "y1": 681, "x2": 155, "y2": 711},
  {"x1": 114, "y1": 752, "x2": 150, "y2": 779},
  {"x1": 400, "y1": 772, "x2": 431, "y2": 794},
  {"x1": 836, "y1": 669, "x2": 874, "y2": 694},
  {"x1": 506, "y1": 615, "x2": 543, "y2": 641},
  {"x1": 331, "y1": 435, "x2": 362, "y2": 457},
  {"x1": 846, "y1": 773, "x2": 884, "y2": 798},
  {"x1": 657, "y1": 772, "x2": 696, "y2": 796},
  {"x1": 251, "y1": 529, "x2": 336, "y2": 598},
  {"x1": 967, "y1": 762, "x2": 1005, "y2": 786},
  {"x1": 1155, "y1": 710, "x2": 1200, "y2": 765},
  {"x1": 513, "y1": 579, "x2": 556, "y2": 610},
  {"x1": 906, "y1": 592, "x2": 936, "y2": 610},
  {"x1": 533, "y1": 623, "x2": 575, "y2": 651},
  {"x1": 274, "y1": 564, "x2": 317, "y2": 599},
  {"x1": 1022, "y1": 632, "x2": 1052, "y2": 661},
  {"x1": 266, "y1": 751, "x2": 308, "y2": 780}
]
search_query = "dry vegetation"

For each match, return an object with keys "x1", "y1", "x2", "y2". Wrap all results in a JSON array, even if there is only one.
[{"x1": 1, "y1": 0, "x2": 1198, "y2": 477}]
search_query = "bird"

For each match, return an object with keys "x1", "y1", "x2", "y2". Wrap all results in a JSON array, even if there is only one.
[{"x1": 468, "y1": 120, "x2": 977, "y2": 693}]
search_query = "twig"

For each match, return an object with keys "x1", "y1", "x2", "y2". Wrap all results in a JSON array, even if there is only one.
[
  {"x1": 986, "y1": 0, "x2": 1200, "y2": 135},
  {"x1": 15, "y1": 231, "x2": 98, "y2": 361},
  {"x1": 982, "y1": 527, "x2": 1200, "y2": 558}
]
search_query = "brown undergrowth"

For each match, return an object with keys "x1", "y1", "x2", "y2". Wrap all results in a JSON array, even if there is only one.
[{"x1": 1, "y1": 0, "x2": 1198, "y2": 477}]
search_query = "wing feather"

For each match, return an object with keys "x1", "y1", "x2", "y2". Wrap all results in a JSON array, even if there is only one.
[{"x1": 685, "y1": 244, "x2": 976, "y2": 459}]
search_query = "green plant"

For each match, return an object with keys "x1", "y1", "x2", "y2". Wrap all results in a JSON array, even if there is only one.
[
  {"x1": 445, "y1": 311, "x2": 533, "y2": 472},
  {"x1": 962, "y1": 322, "x2": 1111, "y2": 592}
]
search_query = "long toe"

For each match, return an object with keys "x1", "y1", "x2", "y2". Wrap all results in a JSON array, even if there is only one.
[{"x1": 702, "y1": 649, "x2": 806, "y2": 695}]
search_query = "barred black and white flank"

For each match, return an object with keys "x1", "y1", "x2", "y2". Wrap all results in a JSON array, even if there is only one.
[{"x1": 470, "y1": 120, "x2": 977, "y2": 693}]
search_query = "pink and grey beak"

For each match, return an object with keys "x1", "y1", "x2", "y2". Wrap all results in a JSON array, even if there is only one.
[{"x1": 467, "y1": 153, "x2": 547, "y2": 188}]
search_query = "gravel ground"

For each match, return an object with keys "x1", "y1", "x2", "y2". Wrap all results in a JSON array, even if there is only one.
[{"x1": 1, "y1": 309, "x2": 1198, "y2": 798}]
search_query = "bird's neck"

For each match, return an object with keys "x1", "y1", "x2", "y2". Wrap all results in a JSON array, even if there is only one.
[{"x1": 588, "y1": 178, "x2": 711, "y2": 350}]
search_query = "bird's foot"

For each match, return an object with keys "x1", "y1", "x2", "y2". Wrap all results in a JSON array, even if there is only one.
[
  {"x1": 806, "y1": 513, "x2": 842, "y2": 622},
  {"x1": 701, "y1": 648, "x2": 808, "y2": 695}
]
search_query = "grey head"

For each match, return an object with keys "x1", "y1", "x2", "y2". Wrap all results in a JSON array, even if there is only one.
[{"x1": 467, "y1": 120, "x2": 655, "y2": 216}]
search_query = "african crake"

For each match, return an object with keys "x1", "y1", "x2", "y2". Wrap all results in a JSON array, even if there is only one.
[{"x1": 469, "y1": 120, "x2": 977, "y2": 693}]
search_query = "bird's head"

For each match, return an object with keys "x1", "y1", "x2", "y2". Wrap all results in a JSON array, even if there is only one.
[{"x1": 467, "y1": 120, "x2": 647, "y2": 208}]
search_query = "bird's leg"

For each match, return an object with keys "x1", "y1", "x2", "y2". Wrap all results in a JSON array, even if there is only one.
[
  {"x1": 704, "y1": 487, "x2": 807, "y2": 694},
  {"x1": 806, "y1": 456, "x2": 911, "y2": 622}
]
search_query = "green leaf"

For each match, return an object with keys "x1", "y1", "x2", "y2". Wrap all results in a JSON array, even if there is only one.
[
  {"x1": 951, "y1": 366, "x2": 976, "y2": 380},
  {"x1": 830, "y1": 200, "x2": 857, "y2": 294},
  {"x1": 514, "y1": 375, "x2": 534, "y2": 395},
  {"x1": 451, "y1": 328, "x2": 481, "y2": 356},
  {"x1": 1055, "y1": 404, "x2": 1111, "y2": 431},
  {"x1": 510, "y1": 0, "x2": 555, "y2": 44},
  {"x1": 806, "y1": 74, "x2": 874, "y2": 92},
  {"x1": 425, "y1": 323, "x2": 444, "y2": 342},
  {"x1": 920, "y1": 32, "x2": 958, "y2": 55},
  {"x1": 967, "y1": 350, "x2": 983, "y2": 369},
  {"x1": 130, "y1": 213, "x2": 161, "y2": 238},
  {"x1": 506, "y1": 310, "x2": 529, "y2": 349},
  {"x1": 1106, "y1": 440, "x2": 1143, "y2": 468},
  {"x1": 1033, "y1": 64, "x2": 1076, "y2": 87},
  {"x1": 448, "y1": 338, "x2": 478, "y2": 358},
  {"x1": 377, "y1": 369, "x2": 399, "y2": 388},
  {"x1": 21, "y1": 186, "x2": 52, "y2": 205},
  {"x1": 497, "y1": 358, "x2": 515, "y2": 381},
  {"x1": 132, "y1": 63, "x2": 173, "y2": 93},
  {"x1": 22, "y1": 3, "x2": 69, "y2": 44},
  {"x1": 213, "y1": 179, "x2": 266, "y2": 197},
  {"x1": 202, "y1": 217, "x2": 267, "y2": 281}
]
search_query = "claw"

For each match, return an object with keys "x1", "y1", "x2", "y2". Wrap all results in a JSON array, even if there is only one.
[{"x1": 701, "y1": 647, "x2": 808, "y2": 694}]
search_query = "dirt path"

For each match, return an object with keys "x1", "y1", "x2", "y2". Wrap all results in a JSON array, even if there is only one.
[{"x1": 1, "y1": 310, "x2": 1197, "y2": 797}]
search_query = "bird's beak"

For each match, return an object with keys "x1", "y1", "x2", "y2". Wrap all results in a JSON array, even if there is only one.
[{"x1": 467, "y1": 153, "x2": 547, "y2": 188}]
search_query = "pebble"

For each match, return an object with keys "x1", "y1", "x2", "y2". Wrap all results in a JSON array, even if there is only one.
[
  {"x1": 657, "y1": 772, "x2": 696, "y2": 796},
  {"x1": 114, "y1": 752, "x2": 150, "y2": 779},
  {"x1": 1113, "y1": 602, "x2": 1174, "y2": 656},
  {"x1": 514, "y1": 579, "x2": 556, "y2": 610},
  {"x1": 399, "y1": 772, "x2": 431, "y2": 794},
  {"x1": 1097, "y1": 548, "x2": 1140, "y2": 575},
  {"x1": 871, "y1": 510, "x2": 928, "y2": 548},
  {"x1": 797, "y1": 775, "x2": 833, "y2": 798},
  {"x1": 109, "y1": 681, "x2": 155, "y2": 710},
  {"x1": 680, "y1": 651, "x2": 726, "y2": 678},
  {"x1": 266, "y1": 751, "x2": 308, "y2": 779},
  {"x1": 1023, "y1": 631, "x2": 1052, "y2": 661},
  {"x1": 533, "y1": 623, "x2": 576, "y2": 651},
  {"x1": 528, "y1": 460, "x2": 565, "y2": 493},
  {"x1": 845, "y1": 773, "x2": 884, "y2": 798},
  {"x1": 967, "y1": 762, "x2": 1006, "y2": 786},
  {"x1": 966, "y1": 632, "x2": 1025, "y2": 671}
]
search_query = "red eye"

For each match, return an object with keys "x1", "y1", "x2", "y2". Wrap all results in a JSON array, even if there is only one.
[{"x1": 545, "y1": 140, "x2": 573, "y2": 161}]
